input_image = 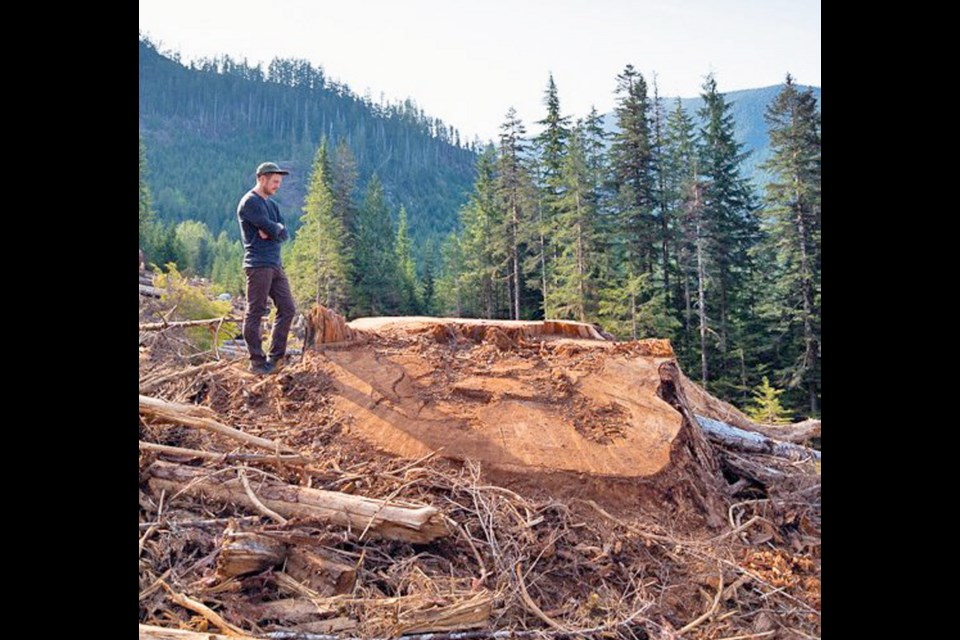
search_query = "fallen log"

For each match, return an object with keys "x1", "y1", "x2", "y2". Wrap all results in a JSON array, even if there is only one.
[
  {"x1": 680, "y1": 371, "x2": 821, "y2": 444},
  {"x1": 146, "y1": 461, "x2": 448, "y2": 543},
  {"x1": 139, "y1": 395, "x2": 300, "y2": 457},
  {"x1": 696, "y1": 415, "x2": 821, "y2": 461}
]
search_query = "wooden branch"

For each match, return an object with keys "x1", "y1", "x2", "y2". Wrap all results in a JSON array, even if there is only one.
[
  {"x1": 139, "y1": 441, "x2": 305, "y2": 465},
  {"x1": 139, "y1": 395, "x2": 300, "y2": 456},
  {"x1": 696, "y1": 415, "x2": 821, "y2": 461},
  {"x1": 720, "y1": 454, "x2": 787, "y2": 486},
  {"x1": 138, "y1": 516, "x2": 262, "y2": 531},
  {"x1": 139, "y1": 360, "x2": 227, "y2": 394},
  {"x1": 146, "y1": 461, "x2": 449, "y2": 543},
  {"x1": 677, "y1": 570, "x2": 723, "y2": 635},
  {"x1": 161, "y1": 582, "x2": 249, "y2": 637},
  {"x1": 237, "y1": 467, "x2": 288, "y2": 524},
  {"x1": 515, "y1": 563, "x2": 569, "y2": 632},
  {"x1": 139, "y1": 625, "x2": 240, "y2": 640},
  {"x1": 140, "y1": 317, "x2": 243, "y2": 332}
]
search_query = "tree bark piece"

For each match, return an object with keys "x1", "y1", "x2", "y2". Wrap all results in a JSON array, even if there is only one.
[
  {"x1": 247, "y1": 598, "x2": 341, "y2": 625},
  {"x1": 382, "y1": 591, "x2": 493, "y2": 636},
  {"x1": 290, "y1": 617, "x2": 357, "y2": 635},
  {"x1": 696, "y1": 415, "x2": 821, "y2": 461},
  {"x1": 139, "y1": 395, "x2": 300, "y2": 457},
  {"x1": 285, "y1": 548, "x2": 357, "y2": 596},
  {"x1": 657, "y1": 361, "x2": 728, "y2": 529},
  {"x1": 216, "y1": 532, "x2": 288, "y2": 580},
  {"x1": 304, "y1": 305, "x2": 357, "y2": 347},
  {"x1": 146, "y1": 461, "x2": 448, "y2": 543}
]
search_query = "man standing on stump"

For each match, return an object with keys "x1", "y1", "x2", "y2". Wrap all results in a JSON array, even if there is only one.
[{"x1": 237, "y1": 162, "x2": 296, "y2": 375}]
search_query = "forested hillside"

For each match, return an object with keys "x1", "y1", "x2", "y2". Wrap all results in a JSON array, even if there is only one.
[{"x1": 138, "y1": 37, "x2": 477, "y2": 245}]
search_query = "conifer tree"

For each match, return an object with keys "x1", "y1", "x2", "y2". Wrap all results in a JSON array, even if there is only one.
[
  {"x1": 759, "y1": 75, "x2": 821, "y2": 414},
  {"x1": 697, "y1": 74, "x2": 759, "y2": 391},
  {"x1": 458, "y1": 146, "x2": 504, "y2": 318},
  {"x1": 497, "y1": 108, "x2": 531, "y2": 320},
  {"x1": 746, "y1": 377, "x2": 792, "y2": 424},
  {"x1": 288, "y1": 140, "x2": 351, "y2": 311},
  {"x1": 531, "y1": 74, "x2": 571, "y2": 309},
  {"x1": 548, "y1": 124, "x2": 598, "y2": 321},
  {"x1": 395, "y1": 206, "x2": 419, "y2": 313},
  {"x1": 608, "y1": 65, "x2": 656, "y2": 277},
  {"x1": 664, "y1": 98, "x2": 701, "y2": 363},
  {"x1": 352, "y1": 174, "x2": 399, "y2": 315}
]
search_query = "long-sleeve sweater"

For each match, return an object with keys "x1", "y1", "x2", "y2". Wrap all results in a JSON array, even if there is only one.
[{"x1": 237, "y1": 190, "x2": 289, "y2": 268}]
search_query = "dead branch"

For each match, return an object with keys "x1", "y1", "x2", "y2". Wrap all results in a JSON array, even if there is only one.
[
  {"x1": 146, "y1": 461, "x2": 449, "y2": 543},
  {"x1": 139, "y1": 395, "x2": 300, "y2": 456},
  {"x1": 140, "y1": 317, "x2": 243, "y2": 332}
]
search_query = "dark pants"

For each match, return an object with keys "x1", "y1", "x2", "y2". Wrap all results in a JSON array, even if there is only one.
[{"x1": 243, "y1": 266, "x2": 297, "y2": 363}]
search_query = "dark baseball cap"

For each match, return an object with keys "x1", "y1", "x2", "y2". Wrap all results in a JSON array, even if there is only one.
[{"x1": 256, "y1": 161, "x2": 290, "y2": 176}]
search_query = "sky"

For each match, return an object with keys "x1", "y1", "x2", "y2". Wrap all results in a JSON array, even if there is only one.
[{"x1": 139, "y1": 0, "x2": 820, "y2": 142}]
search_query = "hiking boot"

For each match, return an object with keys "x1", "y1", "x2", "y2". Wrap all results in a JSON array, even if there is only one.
[
  {"x1": 248, "y1": 360, "x2": 275, "y2": 375},
  {"x1": 267, "y1": 355, "x2": 286, "y2": 372}
]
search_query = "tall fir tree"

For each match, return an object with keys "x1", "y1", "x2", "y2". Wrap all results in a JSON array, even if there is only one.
[
  {"x1": 332, "y1": 139, "x2": 360, "y2": 238},
  {"x1": 650, "y1": 77, "x2": 674, "y2": 306},
  {"x1": 531, "y1": 74, "x2": 571, "y2": 311},
  {"x1": 351, "y1": 174, "x2": 400, "y2": 315},
  {"x1": 288, "y1": 139, "x2": 351, "y2": 311},
  {"x1": 458, "y1": 146, "x2": 505, "y2": 318},
  {"x1": 608, "y1": 64, "x2": 656, "y2": 277},
  {"x1": 600, "y1": 65, "x2": 661, "y2": 338},
  {"x1": 497, "y1": 108, "x2": 531, "y2": 320},
  {"x1": 420, "y1": 239, "x2": 437, "y2": 315},
  {"x1": 434, "y1": 232, "x2": 465, "y2": 317},
  {"x1": 758, "y1": 75, "x2": 821, "y2": 415},
  {"x1": 395, "y1": 205, "x2": 419, "y2": 313},
  {"x1": 548, "y1": 123, "x2": 599, "y2": 321},
  {"x1": 664, "y1": 98, "x2": 702, "y2": 367},
  {"x1": 697, "y1": 73, "x2": 760, "y2": 393}
]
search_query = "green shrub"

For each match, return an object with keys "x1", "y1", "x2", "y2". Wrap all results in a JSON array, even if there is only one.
[{"x1": 154, "y1": 264, "x2": 237, "y2": 352}]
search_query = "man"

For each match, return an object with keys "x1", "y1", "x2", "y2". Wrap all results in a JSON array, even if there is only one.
[{"x1": 237, "y1": 161, "x2": 297, "y2": 375}]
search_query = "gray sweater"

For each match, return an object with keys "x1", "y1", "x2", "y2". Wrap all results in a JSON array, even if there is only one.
[{"x1": 237, "y1": 190, "x2": 289, "y2": 268}]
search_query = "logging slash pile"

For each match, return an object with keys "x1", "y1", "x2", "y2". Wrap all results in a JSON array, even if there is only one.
[{"x1": 139, "y1": 306, "x2": 821, "y2": 640}]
